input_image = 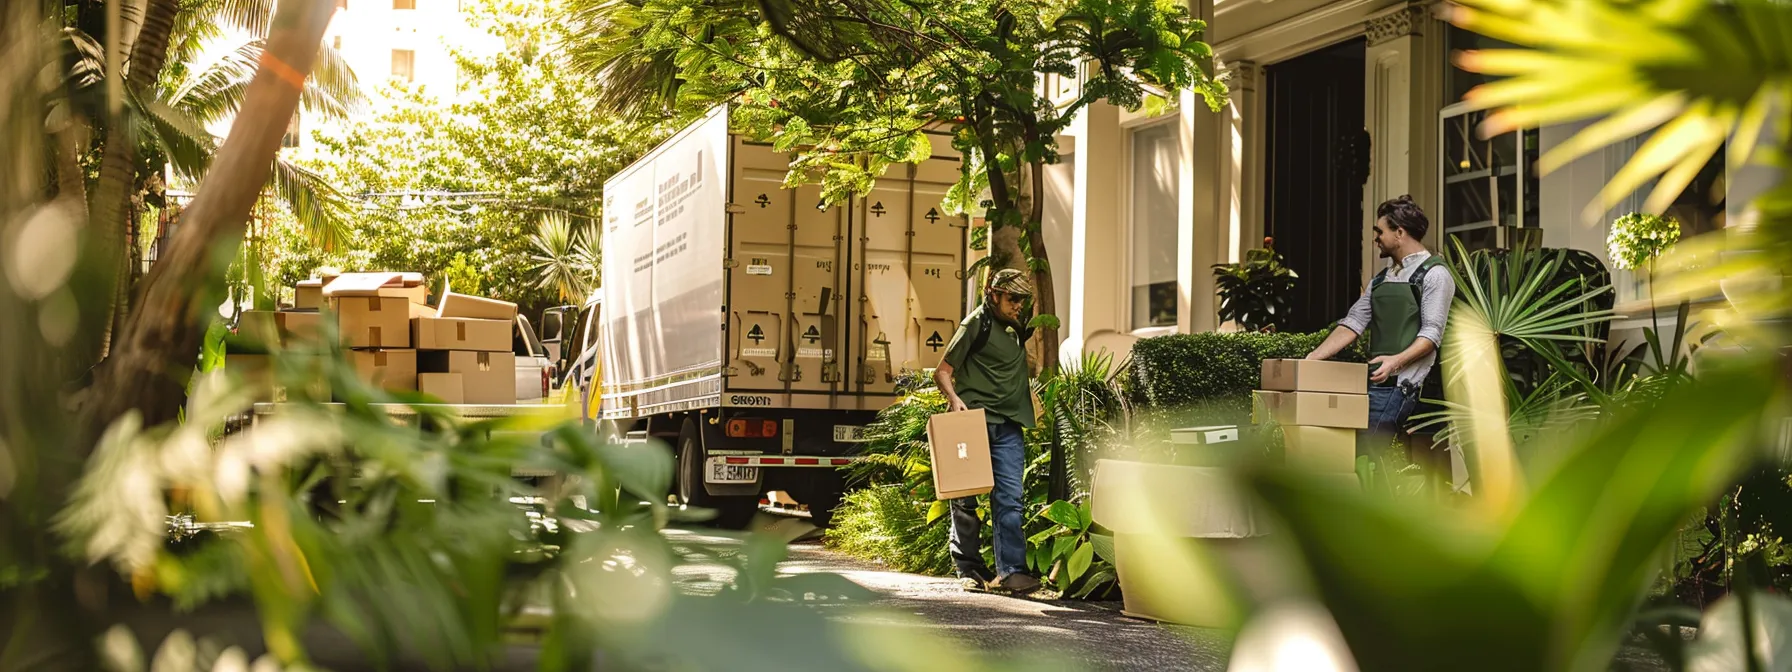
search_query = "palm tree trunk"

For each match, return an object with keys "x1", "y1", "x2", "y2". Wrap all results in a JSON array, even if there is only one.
[
  {"x1": 88, "y1": 0, "x2": 335, "y2": 436},
  {"x1": 89, "y1": 0, "x2": 180, "y2": 361}
]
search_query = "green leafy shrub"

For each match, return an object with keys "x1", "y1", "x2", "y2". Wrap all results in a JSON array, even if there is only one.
[{"x1": 1125, "y1": 330, "x2": 1361, "y2": 433}]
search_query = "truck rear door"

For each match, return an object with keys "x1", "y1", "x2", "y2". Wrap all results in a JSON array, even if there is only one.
[{"x1": 850, "y1": 134, "x2": 968, "y2": 397}]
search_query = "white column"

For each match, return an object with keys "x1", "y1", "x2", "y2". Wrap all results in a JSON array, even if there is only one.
[
  {"x1": 1064, "y1": 102, "x2": 1126, "y2": 359},
  {"x1": 1223, "y1": 60, "x2": 1263, "y2": 266},
  {"x1": 1179, "y1": 0, "x2": 1225, "y2": 333},
  {"x1": 1363, "y1": 4, "x2": 1444, "y2": 282}
]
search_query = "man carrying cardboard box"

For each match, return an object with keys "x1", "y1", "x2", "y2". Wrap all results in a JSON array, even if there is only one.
[
  {"x1": 933, "y1": 268, "x2": 1041, "y2": 596},
  {"x1": 1304, "y1": 195, "x2": 1456, "y2": 457}
]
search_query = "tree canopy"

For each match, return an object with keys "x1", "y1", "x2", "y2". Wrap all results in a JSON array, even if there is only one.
[{"x1": 566, "y1": 0, "x2": 1226, "y2": 372}]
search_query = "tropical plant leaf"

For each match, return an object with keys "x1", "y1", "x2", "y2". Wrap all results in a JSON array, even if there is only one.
[{"x1": 1065, "y1": 541, "x2": 1094, "y2": 588}]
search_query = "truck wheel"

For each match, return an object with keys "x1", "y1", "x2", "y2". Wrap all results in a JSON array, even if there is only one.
[
  {"x1": 793, "y1": 468, "x2": 847, "y2": 527},
  {"x1": 676, "y1": 419, "x2": 758, "y2": 529}
]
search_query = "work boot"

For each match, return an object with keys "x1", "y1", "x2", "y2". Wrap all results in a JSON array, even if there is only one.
[
  {"x1": 957, "y1": 567, "x2": 996, "y2": 593},
  {"x1": 992, "y1": 573, "x2": 1041, "y2": 595}
]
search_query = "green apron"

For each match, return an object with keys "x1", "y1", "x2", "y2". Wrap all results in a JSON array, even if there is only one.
[{"x1": 1367, "y1": 256, "x2": 1445, "y2": 380}]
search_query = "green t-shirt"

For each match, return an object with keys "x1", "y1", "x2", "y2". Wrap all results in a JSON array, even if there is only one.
[{"x1": 941, "y1": 303, "x2": 1035, "y2": 428}]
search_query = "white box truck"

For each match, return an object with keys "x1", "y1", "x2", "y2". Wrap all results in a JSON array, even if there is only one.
[{"x1": 580, "y1": 105, "x2": 971, "y2": 527}]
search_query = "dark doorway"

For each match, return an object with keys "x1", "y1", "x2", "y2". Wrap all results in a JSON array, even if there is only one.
[{"x1": 1264, "y1": 38, "x2": 1367, "y2": 333}]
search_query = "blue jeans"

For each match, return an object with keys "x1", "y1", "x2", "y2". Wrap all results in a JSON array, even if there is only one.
[
  {"x1": 1361, "y1": 383, "x2": 1420, "y2": 457},
  {"x1": 948, "y1": 420, "x2": 1028, "y2": 578}
]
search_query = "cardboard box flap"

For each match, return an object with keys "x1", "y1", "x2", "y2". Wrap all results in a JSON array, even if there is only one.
[
  {"x1": 324, "y1": 272, "x2": 407, "y2": 297},
  {"x1": 1090, "y1": 459, "x2": 1266, "y2": 538},
  {"x1": 437, "y1": 291, "x2": 517, "y2": 321}
]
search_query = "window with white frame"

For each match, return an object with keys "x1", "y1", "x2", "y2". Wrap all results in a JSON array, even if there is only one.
[{"x1": 1130, "y1": 121, "x2": 1179, "y2": 330}]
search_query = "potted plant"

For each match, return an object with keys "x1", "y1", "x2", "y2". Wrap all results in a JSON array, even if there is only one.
[{"x1": 1213, "y1": 238, "x2": 1298, "y2": 333}]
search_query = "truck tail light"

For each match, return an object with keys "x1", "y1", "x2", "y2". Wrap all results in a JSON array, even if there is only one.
[{"x1": 725, "y1": 418, "x2": 780, "y2": 438}]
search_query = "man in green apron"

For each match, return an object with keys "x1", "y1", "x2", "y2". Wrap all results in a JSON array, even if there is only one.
[{"x1": 1304, "y1": 195, "x2": 1455, "y2": 456}]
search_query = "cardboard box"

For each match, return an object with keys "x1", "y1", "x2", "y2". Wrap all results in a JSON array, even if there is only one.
[
  {"x1": 1169, "y1": 425, "x2": 1250, "y2": 467},
  {"x1": 379, "y1": 284, "x2": 429, "y2": 305},
  {"x1": 926, "y1": 408, "x2": 993, "y2": 499},
  {"x1": 437, "y1": 291, "x2": 517, "y2": 321},
  {"x1": 410, "y1": 302, "x2": 436, "y2": 320},
  {"x1": 237, "y1": 310, "x2": 324, "y2": 347},
  {"x1": 417, "y1": 373, "x2": 465, "y2": 404},
  {"x1": 413, "y1": 317, "x2": 510, "y2": 351},
  {"x1": 1282, "y1": 426, "x2": 1358, "y2": 472},
  {"x1": 331, "y1": 296, "x2": 411, "y2": 348},
  {"x1": 419, "y1": 351, "x2": 516, "y2": 404},
  {"x1": 348, "y1": 349, "x2": 417, "y2": 392},
  {"x1": 295, "y1": 279, "x2": 324, "y2": 310},
  {"x1": 1254, "y1": 390, "x2": 1370, "y2": 429},
  {"x1": 1260, "y1": 359, "x2": 1368, "y2": 395},
  {"x1": 1171, "y1": 425, "x2": 1240, "y2": 445}
]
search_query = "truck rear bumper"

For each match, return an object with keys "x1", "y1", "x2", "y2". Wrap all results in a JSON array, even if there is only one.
[{"x1": 715, "y1": 455, "x2": 864, "y2": 468}]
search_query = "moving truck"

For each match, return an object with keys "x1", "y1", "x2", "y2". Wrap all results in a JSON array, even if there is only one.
[{"x1": 580, "y1": 105, "x2": 971, "y2": 527}]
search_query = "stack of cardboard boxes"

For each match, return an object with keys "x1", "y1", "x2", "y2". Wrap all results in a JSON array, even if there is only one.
[
  {"x1": 227, "y1": 307, "x2": 329, "y2": 402},
  {"x1": 322, "y1": 272, "x2": 428, "y2": 393},
  {"x1": 414, "y1": 290, "x2": 519, "y2": 405},
  {"x1": 1255, "y1": 359, "x2": 1369, "y2": 480},
  {"x1": 227, "y1": 271, "x2": 520, "y2": 404}
]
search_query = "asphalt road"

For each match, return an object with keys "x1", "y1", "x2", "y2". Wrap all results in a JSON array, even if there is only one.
[{"x1": 671, "y1": 517, "x2": 1235, "y2": 672}]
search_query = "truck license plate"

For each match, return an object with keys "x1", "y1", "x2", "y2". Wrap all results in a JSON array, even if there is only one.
[
  {"x1": 833, "y1": 425, "x2": 868, "y2": 443},
  {"x1": 706, "y1": 458, "x2": 759, "y2": 484}
]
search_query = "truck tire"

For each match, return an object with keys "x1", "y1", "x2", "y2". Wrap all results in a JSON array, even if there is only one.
[
  {"x1": 793, "y1": 470, "x2": 847, "y2": 528},
  {"x1": 676, "y1": 419, "x2": 758, "y2": 529}
]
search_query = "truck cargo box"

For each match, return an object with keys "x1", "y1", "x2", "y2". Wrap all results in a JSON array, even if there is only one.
[{"x1": 599, "y1": 106, "x2": 969, "y2": 419}]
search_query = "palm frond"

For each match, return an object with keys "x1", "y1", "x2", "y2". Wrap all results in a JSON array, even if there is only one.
[
  {"x1": 560, "y1": 0, "x2": 701, "y2": 122},
  {"x1": 1450, "y1": 0, "x2": 1792, "y2": 222},
  {"x1": 168, "y1": 37, "x2": 363, "y2": 126},
  {"x1": 305, "y1": 40, "x2": 366, "y2": 120},
  {"x1": 166, "y1": 39, "x2": 260, "y2": 125},
  {"x1": 529, "y1": 213, "x2": 599, "y2": 302},
  {"x1": 204, "y1": 0, "x2": 276, "y2": 36},
  {"x1": 131, "y1": 88, "x2": 217, "y2": 181},
  {"x1": 270, "y1": 157, "x2": 350, "y2": 249}
]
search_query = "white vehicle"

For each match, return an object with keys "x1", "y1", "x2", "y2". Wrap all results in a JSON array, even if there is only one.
[{"x1": 566, "y1": 106, "x2": 971, "y2": 528}]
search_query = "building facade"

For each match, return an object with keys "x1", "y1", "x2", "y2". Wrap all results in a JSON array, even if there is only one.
[{"x1": 1045, "y1": 0, "x2": 1757, "y2": 364}]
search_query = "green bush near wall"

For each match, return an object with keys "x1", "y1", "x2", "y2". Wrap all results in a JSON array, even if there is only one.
[{"x1": 1124, "y1": 330, "x2": 1366, "y2": 429}]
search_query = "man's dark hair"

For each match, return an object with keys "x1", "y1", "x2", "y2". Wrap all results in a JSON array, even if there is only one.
[{"x1": 1376, "y1": 195, "x2": 1430, "y2": 241}]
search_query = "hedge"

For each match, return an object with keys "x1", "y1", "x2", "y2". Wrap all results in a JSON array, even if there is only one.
[{"x1": 1124, "y1": 330, "x2": 1365, "y2": 427}]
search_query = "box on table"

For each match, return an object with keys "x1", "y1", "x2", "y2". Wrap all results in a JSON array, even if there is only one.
[
  {"x1": 437, "y1": 291, "x2": 517, "y2": 321},
  {"x1": 347, "y1": 349, "x2": 417, "y2": 392},
  {"x1": 926, "y1": 408, "x2": 993, "y2": 499},
  {"x1": 413, "y1": 317, "x2": 510, "y2": 351},
  {"x1": 417, "y1": 372, "x2": 465, "y2": 404},
  {"x1": 1259, "y1": 359, "x2": 1368, "y2": 395},
  {"x1": 236, "y1": 310, "x2": 324, "y2": 347},
  {"x1": 330, "y1": 296, "x2": 411, "y2": 348},
  {"x1": 419, "y1": 351, "x2": 516, "y2": 404},
  {"x1": 1169, "y1": 425, "x2": 1249, "y2": 467},
  {"x1": 1254, "y1": 390, "x2": 1369, "y2": 429},
  {"x1": 294, "y1": 279, "x2": 324, "y2": 310},
  {"x1": 1282, "y1": 426, "x2": 1358, "y2": 472}
]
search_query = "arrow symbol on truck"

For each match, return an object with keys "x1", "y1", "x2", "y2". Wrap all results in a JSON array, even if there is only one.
[
  {"x1": 803, "y1": 325, "x2": 821, "y2": 343},
  {"x1": 747, "y1": 324, "x2": 765, "y2": 343},
  {"x1": 870, "y1": 201, "x2": 886, "y2": 218},
  {"x1": 926, "y1": 331, "x2": 944, "y2": 351},
  {"x1": 754, "y1": 193, "x2": 770, "y2": 208},
  {"x1": 924, "y1": 207, "x2": 940, "y2": 223}
]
